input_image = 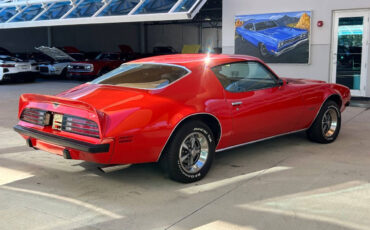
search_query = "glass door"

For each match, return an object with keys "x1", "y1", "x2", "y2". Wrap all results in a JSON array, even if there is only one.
[{"x1": 331, "y1": 11, "x2": 369, "y2": 96}]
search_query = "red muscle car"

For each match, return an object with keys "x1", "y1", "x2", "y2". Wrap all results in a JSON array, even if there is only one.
[
  {"x1": 67, "y1": 52, "x2": 124, "y2": 79},
  {"x1": 14, "y1": 54, "x2": 350, "y2": 183}
]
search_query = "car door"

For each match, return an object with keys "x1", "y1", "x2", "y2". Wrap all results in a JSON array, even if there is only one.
[{"x1": 211, "y1": 61, "x2": 304, "y2": 147}]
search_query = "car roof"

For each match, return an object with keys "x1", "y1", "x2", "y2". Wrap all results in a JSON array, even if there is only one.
[{"x1": 130, "y1": 54, "x2": 262, "y2": 69}]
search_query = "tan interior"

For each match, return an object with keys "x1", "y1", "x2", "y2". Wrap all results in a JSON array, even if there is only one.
[{"x1": 117, "y1": 79, "x2": 169, "y2": 89}]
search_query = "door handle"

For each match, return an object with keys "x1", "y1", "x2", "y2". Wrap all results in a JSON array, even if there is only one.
[{"x1": 232, "y1": 101, "x2": 243, "y2": 106}]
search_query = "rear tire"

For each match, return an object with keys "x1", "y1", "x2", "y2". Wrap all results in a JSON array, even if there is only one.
[
  {"x1": 160, "y1": 121, "x2": 215, "y2": 183},
  {"x1": 306, "y1": 100, "x2": 341, "y2": 143}
]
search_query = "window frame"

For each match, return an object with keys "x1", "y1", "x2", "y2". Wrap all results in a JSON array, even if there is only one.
[{"x1": 211, "y1": 60, "x2": 281, "y2": 93}]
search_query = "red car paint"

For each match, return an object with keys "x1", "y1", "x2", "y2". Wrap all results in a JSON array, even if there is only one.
[{"x1": 15, "y1": 54, "x2": 351, "y2": 165}]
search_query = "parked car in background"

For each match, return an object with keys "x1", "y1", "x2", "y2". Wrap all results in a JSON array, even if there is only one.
[
  {"x1": 0, "y1": 55, "x2": 39, "y2": 83},
  {"x1": 67, "y1": 52, "x2": 124, "y2": 80},
  {"x1": 36, "y1": 46, "x2": 85, "y2": 78},
  {"x1": 236, "y1": 19, "x2": 308, "y2": 57},
  {"x1": 118, "y1": 44, "x2": 139, "y2": 61},
  {"x1": 153, "y1": 46, "x2": 177, "y2": 55},
  {"x1": 14, "y1": 54, "x2": 350, "y2": 183}
]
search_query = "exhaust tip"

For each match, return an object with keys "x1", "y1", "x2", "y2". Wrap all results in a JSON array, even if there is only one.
[{"x1": 63, "y1": 149, "x2": 72, "y2": 159}]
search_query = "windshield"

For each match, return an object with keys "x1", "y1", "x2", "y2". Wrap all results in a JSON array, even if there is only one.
[
  {"x1": 255, "y1": 21, "x2": 278, "y2": 31},
  {"x1": 92, "y1": 63, "x2": 189, "y2": 89}
]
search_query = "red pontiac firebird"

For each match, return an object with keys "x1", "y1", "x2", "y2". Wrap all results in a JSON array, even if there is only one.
[{"x1": 14, "y1": 54, "x2": 351, "y2": 183}]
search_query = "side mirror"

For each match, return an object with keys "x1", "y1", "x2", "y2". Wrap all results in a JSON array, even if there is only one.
[{"x1": 277, "y1": 78, "x2": 284, "y2": 86}]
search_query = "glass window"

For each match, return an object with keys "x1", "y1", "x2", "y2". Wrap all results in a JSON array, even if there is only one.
[
  {"x1": 0, "y1": 7, "x2": 22, "y2": 23},
  {"x1": 37, "y1": 1, "x2": 74, "y2": 20},
  {"x1": 134, "y1": 0, "x2": 177, "y2": 14},
  {"x1": 67, "y1": 0, "x2": 104, "y2": 18},
  {"x1": 92, "y1": 63, "x2": 189, "y2": 89},
  {"x1": 98, "y1": 0, "x2": 139, "y2": 16},
  {"x1": 244, "y1": 23, "x2": 254, "y2": 31},
  {"x1": 336, "y1": 17, "x2": 364, "y2": 90},
  {"x1": 212, "y1": 62, "x2": 277, "y2": 92},
  {"x1": 255, "y1": 21, "x2": 278, "y2": 31},
  {"x1": 174, "y1": 0, "x2": 197, "y2": 12},
  {"x1": 11, "y1": 4, "x2": 45, "y2": 22}
]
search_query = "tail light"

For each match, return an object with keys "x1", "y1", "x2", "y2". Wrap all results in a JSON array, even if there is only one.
[
  {"x1": 20, "y1": 108, "x2": 51, "y2": 126},
  {"x1": 0, "y1": 64, "x2": 15, "y2": 68},
  {"x1": 62, "y1": 115, "x2": 100, "y2": 138}
]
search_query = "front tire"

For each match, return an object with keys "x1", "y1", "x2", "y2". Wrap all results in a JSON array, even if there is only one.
[
  {"x1": 161, "y1": 121, "x2": 215, "y2": 183},
  {"x1": 259, "y1": 43, "x2": 271, "y2": 57},
  {"x1": 306, "y1": 100, "x2": 341, "y2": 143}
]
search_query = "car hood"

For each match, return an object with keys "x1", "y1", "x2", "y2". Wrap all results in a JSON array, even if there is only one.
[
  {"x1": 56, "y1": 83, "x2": 174, "y2": 114},
  {"x1": 258, "y1": 27, "x2": 307, "y2": 41},
  {"x1": 36, "y1": 46, "x2": 75, "y2": 62}
]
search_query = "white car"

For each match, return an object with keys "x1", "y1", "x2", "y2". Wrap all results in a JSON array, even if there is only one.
[
  {"x1": 36, "y1": 46, "x2": 82, "y2": 78},
  {"x1": 0, "y1": 55, "x2": 39, "y2": 83}
]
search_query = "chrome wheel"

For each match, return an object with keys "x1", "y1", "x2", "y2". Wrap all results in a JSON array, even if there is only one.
[
  {"x1": 259, "y1": 44, "x2": 269, "y2": 57},
  {"x1": 321, "y1": 107, "x2": 338, "y2": 138},
  {"x1": 179, "y1": 132, "x2": 209, "y2": 174}
]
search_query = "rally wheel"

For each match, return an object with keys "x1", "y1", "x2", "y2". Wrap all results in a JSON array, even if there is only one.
[
  {"x1": 161, "y1": 121, "x2": 215, "y2": 183},
  {"x1": 306, "y1": 100, "x2": 341, "y2": 143}
]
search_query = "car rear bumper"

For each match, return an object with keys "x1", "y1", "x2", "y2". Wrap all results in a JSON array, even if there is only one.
[{"x1": 14, "y1": 125, "x2": 110, "y2": 153}]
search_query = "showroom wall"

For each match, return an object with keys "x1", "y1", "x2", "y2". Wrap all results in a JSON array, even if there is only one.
[
  {"x1": 51, "y1": 23, "x2": 141, "y2": 53},
  {"x1": 222, "y1": 0, "x2": 370, "y2": 90},
  {"x1": 0, "y1": 27, "x2": 49, "y2": 52},
  {"x1": 146, "y1": 23, "x2": 222, "y2": 53},
  {"x1": 0, "y1": 21, "x2": 221, "y2": 55},
  {"x1": 0, "y1": 23, "x2": 141, "y2": 53}
]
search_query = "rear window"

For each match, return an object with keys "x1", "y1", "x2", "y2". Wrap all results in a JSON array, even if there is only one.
[{"x1": 91, "y1": 63, "x2": 189, "y2": 89}]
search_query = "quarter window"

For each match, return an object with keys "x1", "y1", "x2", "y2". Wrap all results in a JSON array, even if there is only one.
[
  {"x1": 244, "y1": 23, "x2": 254, "y2": 31},
  {"x1": 212, "y1": 62, "x2": 278, "y2": 92},
  {"x1": 92, "y1": 63, "x2": 189, "y2": 89}
]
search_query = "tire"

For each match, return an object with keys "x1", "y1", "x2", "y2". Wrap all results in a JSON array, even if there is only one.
[
  {"x1": 161, "y1": 121, "x2": 215, "y2": 183},
  {"x1": 60, "y1": 68, "x2": 67, "y2": 79},
  {"x1": 259, "y1": 43, "x2": 271, "y2": 57},
  {"x1": 306, "y1": 100, "x2": 341, "y2": 144}
]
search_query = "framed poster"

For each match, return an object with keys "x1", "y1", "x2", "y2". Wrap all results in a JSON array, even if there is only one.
[{"x1": 235, "y1": 11, "x2": 311, "y2": 63}]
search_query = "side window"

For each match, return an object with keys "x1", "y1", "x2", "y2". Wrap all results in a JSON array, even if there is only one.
[
  {"x1": 244, "y1": 23, "x2": 254, "y2": 31},
  {"x1": 212, "y1": 62, "x2": 277, "y2": 93}
]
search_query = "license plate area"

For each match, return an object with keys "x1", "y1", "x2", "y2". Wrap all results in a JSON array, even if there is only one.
[{"x1": 52, "y1": 114, "x2": 63, "y2": 130}]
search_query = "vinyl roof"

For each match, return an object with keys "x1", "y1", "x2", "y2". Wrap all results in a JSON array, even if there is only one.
[{"x1": 0, "y1": 0, "x2": 207, "y2": 29}]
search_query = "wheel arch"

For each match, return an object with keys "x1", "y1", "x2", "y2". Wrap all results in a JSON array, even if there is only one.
[
  {"x1": 157, "y1": 113, "x2": 222, "y2": 162},
  {"x1": 308, "y1": 93, "x2": 342, "y2": 129},
  {"x1": 326, "y1": 94, "x2": 342, "y2": 108}
]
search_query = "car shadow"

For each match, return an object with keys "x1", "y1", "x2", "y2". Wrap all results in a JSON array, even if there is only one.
[{"x1": 1, "y1": 126, "x2": 369, "y2": 230}]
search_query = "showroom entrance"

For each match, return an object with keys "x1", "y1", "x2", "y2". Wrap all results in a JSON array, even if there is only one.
[{"x1": 331, "y1": 10, "x2": 369, "y2": 97}]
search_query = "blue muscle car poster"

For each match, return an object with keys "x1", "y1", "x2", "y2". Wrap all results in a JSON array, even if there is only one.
[{"x1": 235, "y1": 11, "x2": 311, "y2": 63}]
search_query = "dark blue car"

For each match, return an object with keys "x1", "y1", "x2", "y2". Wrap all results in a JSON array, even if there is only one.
[{"x1": 236, "y1": 19, "x2": 308, "y2": 57}]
